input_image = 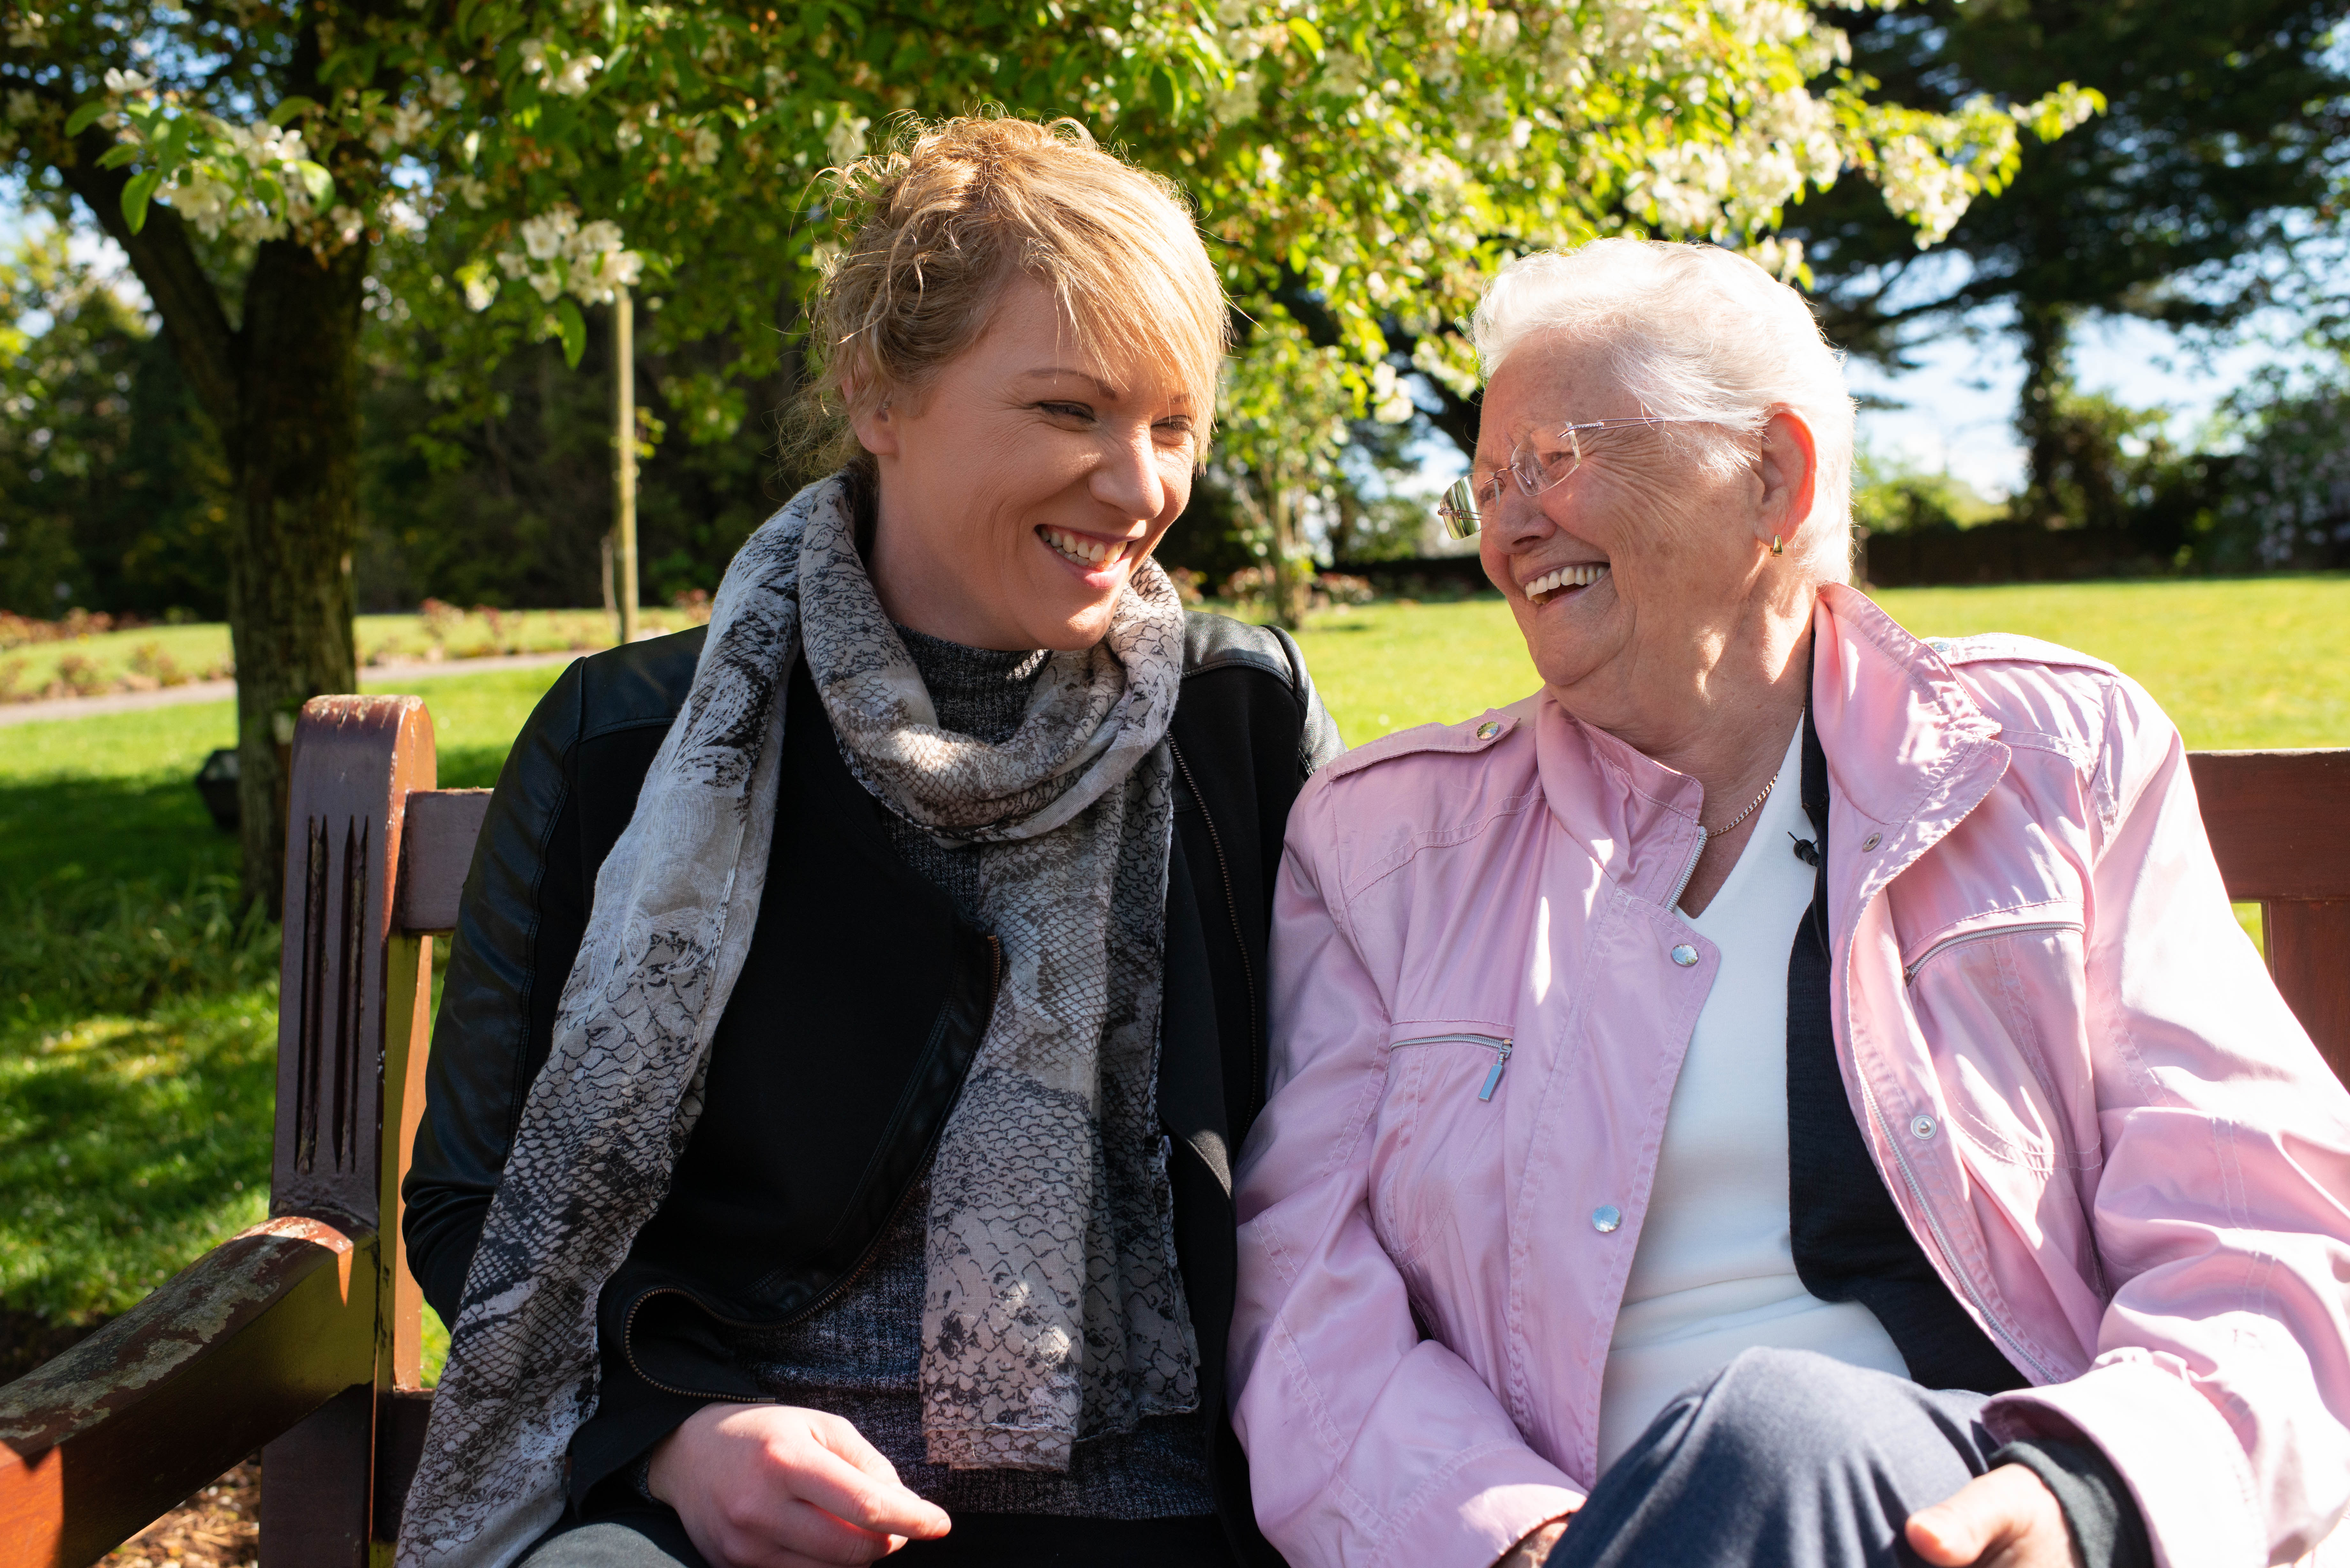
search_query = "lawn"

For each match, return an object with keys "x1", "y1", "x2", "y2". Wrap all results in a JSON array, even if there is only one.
[
  {"x1": 2, "y1": 576, "x2": 2343, "y2": 1373},
  {"x1": 1294, "y1": 575, "x2": 2350, "y2": 751},
  {"x1": 0, "y1": 607, "x2": 700, "y2": 702}
]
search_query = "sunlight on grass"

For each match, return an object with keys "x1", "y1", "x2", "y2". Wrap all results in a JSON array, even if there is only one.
[
  {"x1": 0, "y1": 991, "x2": 275, "y2": 1322},
  {"x1": 1292, "y1": 576, "x2": 2350, "y2": 752},
  {"x1": 1869, "y1": 577, "x2": 2350, "y2": 752},
  {"x1": 1289, "y1": 598, "x2": 1538, "y2": 746},
  {"x1": 0, "y1": 607, "x2": 699, "y2": 697}
]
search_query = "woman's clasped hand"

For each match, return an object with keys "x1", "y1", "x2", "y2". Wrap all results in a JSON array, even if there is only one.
[
  {"x1": 646, "y1": 1406, "x2": 951, "y2": 1568},
  {"x1": 1904, "y1": 1466, "x2": 2074, "y2": 1568}
]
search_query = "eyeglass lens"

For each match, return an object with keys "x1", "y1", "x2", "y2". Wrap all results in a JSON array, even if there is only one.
[{"x1": 1511, "y1": 426, "x2": 1584, "y2": 497}]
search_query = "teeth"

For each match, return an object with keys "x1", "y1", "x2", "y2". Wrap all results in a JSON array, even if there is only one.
[
  {"x1": 1042, "y1": 526, "x2": 1130, "y2": 567},
  {"x1": 1525, "y1": 563, "x2": 1610, "y2": 598}
]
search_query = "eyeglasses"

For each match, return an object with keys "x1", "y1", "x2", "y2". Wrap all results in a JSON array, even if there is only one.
[{"x1": 1436, "y1": 416, "x2": 1719, "y2": 539}]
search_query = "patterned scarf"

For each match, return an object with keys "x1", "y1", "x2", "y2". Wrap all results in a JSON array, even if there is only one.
[{"x1": 398, "y1": 474, "x2": 1194, "y2": 1566}]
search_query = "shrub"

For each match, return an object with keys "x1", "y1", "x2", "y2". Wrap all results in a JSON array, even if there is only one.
[
  {"x1": 51, "y1": 654, "x2": 112, "y2": 697},
  {"x1": 125, "y1": 642, "x2": 188, "y2": 689}
]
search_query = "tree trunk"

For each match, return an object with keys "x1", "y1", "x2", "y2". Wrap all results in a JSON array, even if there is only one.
[
  {"x1": 229, "y1": 237, "x2": 369, "y2": 915},
  {"x1": 1258, "y1": 465, "x2": 1315, "y2": 631},
  {"x1": 2016, "y1": 301, "x2": 2076, "y2": 529}
]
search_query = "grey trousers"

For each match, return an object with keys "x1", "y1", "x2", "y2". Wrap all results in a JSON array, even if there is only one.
[
  {"x1": 523, "y1": 1506, "x2": 1234, "y2": 1566},
  {"x1": 527, "y1": 1349, "x2": 1990, "y2": 1568},
  {"x1": 1550, "y1": 1346, "x2": 1998, "y2": 1568}
]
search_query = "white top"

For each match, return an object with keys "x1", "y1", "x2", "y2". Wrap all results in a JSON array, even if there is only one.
[{"x1": 1595, "y1": 720, "x2": 1909, "y2": 1472}]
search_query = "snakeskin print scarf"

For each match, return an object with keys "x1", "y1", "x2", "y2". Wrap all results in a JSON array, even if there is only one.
[{"x1": 398, "y1": 473, "x2": 1194, "y2": 1566}]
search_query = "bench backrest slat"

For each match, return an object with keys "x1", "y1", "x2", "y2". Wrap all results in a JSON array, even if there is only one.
[{"x1": 396, "y1": 789, "x2": 494, "y2": 936}]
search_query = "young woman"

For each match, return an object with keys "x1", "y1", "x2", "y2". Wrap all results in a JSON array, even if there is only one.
[{"x1": 396, "y1": 117, "x2": 1340, "y2": 1568}]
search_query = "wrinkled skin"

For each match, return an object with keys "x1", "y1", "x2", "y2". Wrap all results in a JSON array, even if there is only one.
[
  {"x1": 1471, "y1": 328, "x2": 1817, "y2": 914},
  {"x1": 1474, "y1": 331, "x2": 2071, "y2": 1568}
]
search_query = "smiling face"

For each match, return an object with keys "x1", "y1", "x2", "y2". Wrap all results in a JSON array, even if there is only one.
[
  {"x1": 1475, "y1": 332, "x2": 1813, "y2": 745},
  {"x1": 853, "y1": 272, "x2": 1201, "y2": 653}
]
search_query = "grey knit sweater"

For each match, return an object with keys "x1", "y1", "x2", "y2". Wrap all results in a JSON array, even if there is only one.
[{"x1": 731, "y1": 624, "x2": 1215, "y2": 1519}]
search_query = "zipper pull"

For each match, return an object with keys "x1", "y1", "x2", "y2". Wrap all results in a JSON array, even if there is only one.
[{"x1": 1477, "y1": 1039, "x2": 1515, "y2": 1101}]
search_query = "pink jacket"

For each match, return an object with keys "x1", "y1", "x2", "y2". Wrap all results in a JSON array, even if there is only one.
[{"x1": 1230, "y1": 584, "x2": 2350, "y2": 1568}]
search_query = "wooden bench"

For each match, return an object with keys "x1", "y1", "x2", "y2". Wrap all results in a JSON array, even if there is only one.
[{"x1": 1, "y1": 699, "x2": 2346, "y2": 1567}]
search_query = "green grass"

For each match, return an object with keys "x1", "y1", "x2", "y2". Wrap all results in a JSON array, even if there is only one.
[
  {"x1": 1288, "y1": 576, "x2": 2350, "y2": 752},
  {"x1": 4, "y1": 578, "x2": 2344, "y2": 1364},
  {"x1": 0, "y1": 663, "x2": 571, "y2": 1338},
  {"x1": 0, "y1": 607, "x2": 698, "y2": 702}
]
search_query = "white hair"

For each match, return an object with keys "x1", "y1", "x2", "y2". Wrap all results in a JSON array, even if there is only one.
[{"x1": 1468, "y1": 239, "x2": 1857, "y2": 583}]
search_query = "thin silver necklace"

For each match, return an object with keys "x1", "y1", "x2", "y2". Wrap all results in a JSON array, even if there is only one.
[{"x1": 1704, "y1": 771, "x2": 1779, "y2": 840}]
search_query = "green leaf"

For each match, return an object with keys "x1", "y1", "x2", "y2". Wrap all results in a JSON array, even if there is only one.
[
  {"x1": 1150, "y1": 65, "x2": 1182, "y2": 119},
  {"x1": 267, "y1": 96, "x2": 317, "y2": 127},
  {"x1": 120, "y1": 169, "x2": 164, "y2": 234},
  {"x1": 65, "y1": 101, "x2": 109, "y2": 137},
  {"x1": 295, "y1": 160, "x2": 335, "y2": 203},
  {"x1": 96, "y1": 143, "x2": 140, "y2": 169},
  {"x1": 556, "y1": 298, "x2": 587, "y2": 367},
  {"x1": 1287, "y1": 17, "x2": 1324, "y2": 57}
]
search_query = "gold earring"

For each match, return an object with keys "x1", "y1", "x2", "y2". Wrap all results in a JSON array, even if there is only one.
[{"x1": 1769, "y1": 533, "x2": 1784, "y2": 556}]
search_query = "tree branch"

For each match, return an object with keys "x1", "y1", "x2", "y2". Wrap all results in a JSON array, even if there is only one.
[{"x1": 11, "y1": 76, "x2": 242, "y2": 427}]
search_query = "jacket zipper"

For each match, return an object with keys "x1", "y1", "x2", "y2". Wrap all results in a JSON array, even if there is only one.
[
  {"x1": 1390, "y1": 1032, "x2": 1515, "y2": 1101},
  {"x1": 1902, "y1": 920, "x2": 2079, "y2": 985},
  {"x1": 1167, "y1": 738, "x2": 1262, "y2": 1112},
  {"x1": 1668, "y1": 833, "x2": 1706, "y2": 911},
  {"x1": 623, "y1": 933, "x2": 1006, "y2": 1403}
]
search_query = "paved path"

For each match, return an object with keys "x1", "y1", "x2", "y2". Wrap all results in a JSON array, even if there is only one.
[{"x1": 0, "y1": 649, "x2": 585, "y2": 728}]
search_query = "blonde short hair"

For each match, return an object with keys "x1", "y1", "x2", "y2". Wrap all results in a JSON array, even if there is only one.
[
  {"x1": 803, "y1": 116, "x2": 1228, "y2": 468},
  {"x1": 1470, "y1": 239, "x2": 1857, "y2": 584}
]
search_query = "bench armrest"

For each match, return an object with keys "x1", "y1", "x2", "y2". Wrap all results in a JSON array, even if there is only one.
[{"x1": 0, "y1": 1218, "x2": 376, "y2": 1568}]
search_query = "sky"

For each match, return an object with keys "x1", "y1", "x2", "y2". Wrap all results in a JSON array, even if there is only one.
[{"x1": 1849, "y1": 313, "x2": 2310, "y2": 500}]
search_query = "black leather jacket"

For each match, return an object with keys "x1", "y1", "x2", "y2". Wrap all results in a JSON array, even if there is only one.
[{"x1": 403, "y1": 612, "x2": 1341, "y2": 1560}]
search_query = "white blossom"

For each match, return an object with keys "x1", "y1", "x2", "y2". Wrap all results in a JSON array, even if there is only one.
[
  {"x1": 550, "y1": 53, "x2": 602, "y2": 96},
  {"x1": 520, "y1": 203, "x2": 580, "y2": 260},
  {"x1": 824, "y1": 110, "x2": 868, "y2": 166}
]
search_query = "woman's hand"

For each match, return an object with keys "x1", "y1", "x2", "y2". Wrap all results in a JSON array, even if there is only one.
[
  {"x1": 647, "y1": 1403, "x2": 952, "y2": 1568},
  {"x1": 1489, "y1": 1516, "x2": 1570, "y2": 1568},
  {"x1": 1905, "y1": 1464, "x2": 2069, "y2": 1568}
]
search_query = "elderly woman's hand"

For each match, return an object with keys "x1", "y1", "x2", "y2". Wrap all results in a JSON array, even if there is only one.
[
  {"x1": 648, "y1": 1403, "x2": 952, "y2": 1567},
  {"x1": 1905, "y1": 1464, "x2": 2069, "y2": 1568}
]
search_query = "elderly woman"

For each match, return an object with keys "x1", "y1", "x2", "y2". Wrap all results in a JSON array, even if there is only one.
[
  {"x1": 395, "y1": 118, "x2": 1339, "y2": 1568},
  {"x1": 1229, "y1": 239, "x2": 2350, "y2": 1568}
]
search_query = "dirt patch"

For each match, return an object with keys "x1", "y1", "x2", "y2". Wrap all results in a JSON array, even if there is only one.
[{"x1": 99, "y1": 1459, "x2": 259, "y2": 1568}]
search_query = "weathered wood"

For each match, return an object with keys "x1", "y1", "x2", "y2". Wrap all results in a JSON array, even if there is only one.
[
  {"x1": 370, "y1": 1390, "x2": 434, "y2": 1548},
  {"x1": 260, "y1": 1385, "x2": 374, "y2": 1567},
  {"x1": 2269, "y1": 900, "x2": 2350, "y2": 1089},
  {"x1": 0, "y1": 1220, "x2": 374, "y2": 1568},
  {"x1": 263, "y1": 696, "x2": 437, "y2": 1565},
  {"x1": 396, "y1": 790, "x2": 492, "y2": 936},
  {"x1": 2188, "y1": 749, "x2": 2350, "y2": 904}
]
